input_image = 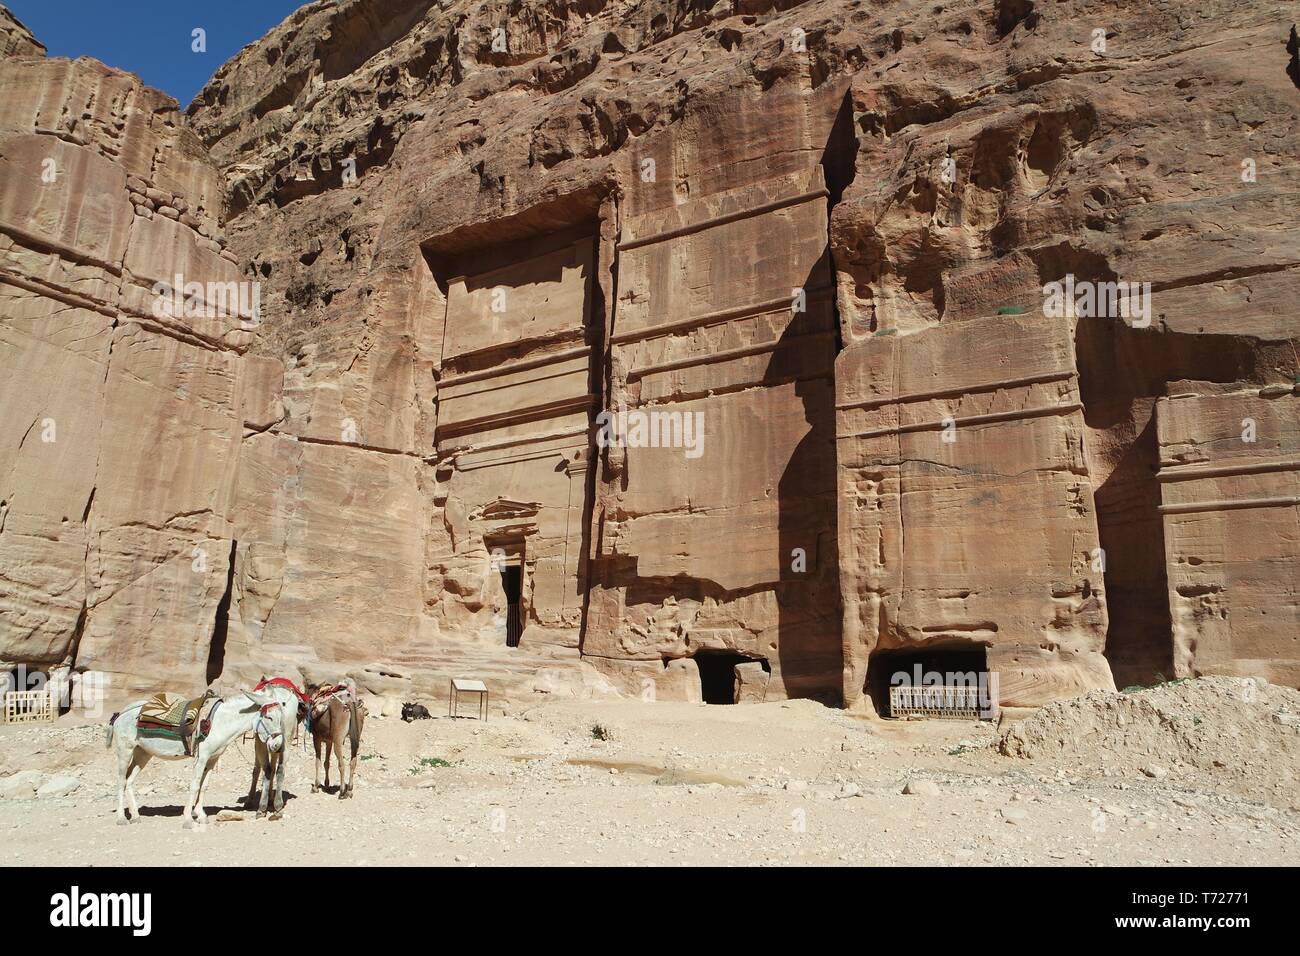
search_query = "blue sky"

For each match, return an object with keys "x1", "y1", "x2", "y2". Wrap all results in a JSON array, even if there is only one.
[{"x1": 6, "y1": 0, "x2": 306, "y2": 107}]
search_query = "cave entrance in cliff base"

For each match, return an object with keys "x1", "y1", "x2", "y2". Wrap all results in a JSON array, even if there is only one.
[
  {"x1": 866, "y1": 645, "x2": 988, "y2": 718},
  {"x1": 695, "y1": 652, "x2": 763, "y2": 704}
]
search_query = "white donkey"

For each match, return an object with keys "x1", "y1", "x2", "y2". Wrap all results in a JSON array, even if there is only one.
[
  {"x1": 245, "y1": 679, "x2": 307, "y2": 819},
  {"x1": 105, "y1": 685, "x2": 295, "y2": 827}
]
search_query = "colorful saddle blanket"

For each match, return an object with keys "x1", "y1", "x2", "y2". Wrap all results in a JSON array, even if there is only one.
[
  {"x1": 310, "y1": 683, "x2": 353, "y2": 720},
  {"x1": 137, "y1": 692, "x2": 213, "y2": 754}
]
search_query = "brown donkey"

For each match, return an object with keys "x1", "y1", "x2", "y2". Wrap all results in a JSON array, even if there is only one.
[{"x1": 308, "y1": 683, "x2": 366, "y2": 798}]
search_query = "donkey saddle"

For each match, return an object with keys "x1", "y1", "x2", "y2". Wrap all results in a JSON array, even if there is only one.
[{"x1": 137, "y1": 690, "x2": 218, "y2": 755}]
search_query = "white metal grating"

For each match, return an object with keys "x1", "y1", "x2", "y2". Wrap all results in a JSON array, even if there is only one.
[
  {"x1": 4, "y1": 689, "x2": 55, "y2": 724},
  {"x1": 889, "y1": 684, "x2": 989, "y2": 720}
]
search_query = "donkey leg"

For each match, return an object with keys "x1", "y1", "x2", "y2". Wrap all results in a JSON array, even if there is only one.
[
  {"x1": 335, "y1": 731, "x2": 349, "y2": 799},
  {"x1": 115, "y1": 746, "x2": 133, "y2": 825},
  {"x1": 312, "y1": 735, "x2": 322, "y2": 794},
  {"x1": 193, "y1": 758, "x2": 216, "y2": 827},
  {"x1": 346, "y1": 749, "x2": 359, "y2": 798},
  {"x1": 246, "y1": 750, "x2": 262, "y2": 809},
  {"x1": 260, "y1": 748, "x2": 280, "y2": 818},
  {"x1": 345, "y1": 725, "x2": 359, "y2": 798},
  {"x1": 323, "y1": 739, "x2": 333, "y2": 791},
  {"x1": 272, "y1": 753, "x2": 286, "y2": 816},
  {"x1": 125, "y1": 752, "x2": 150, "y2": 823},
  {"x1": 257, "y1": 758, "x2": 271, "y2": 819},
  {"x1": 253, "y1": 741, "x2": 269, "y2": 818},
  {"x1": 183, "y1": 755, "x2": 205, "y2": 827}
]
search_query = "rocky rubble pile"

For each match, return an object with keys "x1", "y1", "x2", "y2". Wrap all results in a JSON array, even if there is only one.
[
  {"x1": 998, "y1": 677, "x2": 1300, "y2": 804},
  {"x1": 0, "y1": 725, "x2": 109, "y2": 801}
]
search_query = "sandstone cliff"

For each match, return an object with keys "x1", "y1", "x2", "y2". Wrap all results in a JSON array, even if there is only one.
[
  {"x1": 0, "y1": 15, "x2": 251, "y2": 699},
  {"x1": 0, "y1": 5, "x2": 41, "y2": 58},
  {"x1": 2, "y1": 1, "x2": 1297, "y2": 711}
]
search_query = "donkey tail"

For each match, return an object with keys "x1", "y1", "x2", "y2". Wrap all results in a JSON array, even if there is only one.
[
  {"x1": 348, "y1": 699, "x2": 362, "y2": 759},
  {"x1": 105, "y1": 711, "x2": 120, "y2": 749}
]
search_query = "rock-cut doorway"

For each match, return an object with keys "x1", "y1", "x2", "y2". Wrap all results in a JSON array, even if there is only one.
[{"x1": 500, "y1": 564, "x2": 524, "y2": 648}]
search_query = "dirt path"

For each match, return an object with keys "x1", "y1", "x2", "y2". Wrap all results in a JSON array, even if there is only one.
[{"x1": 1, "y1": 685, "x2": 1296, "y2": 866}]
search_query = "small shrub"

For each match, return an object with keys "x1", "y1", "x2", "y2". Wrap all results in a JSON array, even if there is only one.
[{"x1": 409, "y1": 756, "x2": 454, "y2": 775}]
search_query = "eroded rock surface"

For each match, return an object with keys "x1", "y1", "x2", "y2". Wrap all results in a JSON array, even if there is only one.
[
  {"x1": 1, "y1": 1, "x2": 1297, "y2": 709},
  {"x1": 0, "y1": 5, "x2": 41, "y2": 58},
  {"x1": 0, "y1": 36, "x2": 250, "y2": 697}
]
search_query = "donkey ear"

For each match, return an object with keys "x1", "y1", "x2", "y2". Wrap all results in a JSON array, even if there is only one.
[{"x1": 244, "y1": 691, "x2": 273, "y2": 709}]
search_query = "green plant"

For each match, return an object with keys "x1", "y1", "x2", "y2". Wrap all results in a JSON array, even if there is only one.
[
  {"x1": 590, "y1": 723, "x2": 611, "y2": 741},
  {"x1": 409, "y1": 756, "x2": 454, "y2": 775}
]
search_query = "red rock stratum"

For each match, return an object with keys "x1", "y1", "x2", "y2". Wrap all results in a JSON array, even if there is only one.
[{"x1": 1, "y1": 1, "x2": 1297, "y2": 713}]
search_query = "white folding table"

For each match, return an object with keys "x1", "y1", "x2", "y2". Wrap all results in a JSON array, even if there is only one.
[{"x1": 448, "y1": 678, "x2": 489, "y2": 721}]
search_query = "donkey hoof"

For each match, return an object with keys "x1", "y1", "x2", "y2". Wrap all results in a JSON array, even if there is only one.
[
  {"x1": 116, "y1": 817, "x2": 131, "y2": 827},
  {"x1": 130, "y1": 816, "x2": 141, "y2": 825},
  {"x1": 311, "y1": 785, "x2": 319, "y2": 794}
]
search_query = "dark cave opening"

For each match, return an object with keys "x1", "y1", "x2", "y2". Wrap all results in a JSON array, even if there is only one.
[
  {"x1": 695, "y1": 652, "x2": 766, "y2": 705},
  {"x1": 500, "y1": 564, "x2": 523, "y2": 648},
  {"x1": 865, "y1": 644, "x2": 989, "y2": 717}
]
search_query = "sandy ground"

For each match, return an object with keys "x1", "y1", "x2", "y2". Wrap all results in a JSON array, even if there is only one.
[{"x1": 1, "y1": 685, "x2": 1296, "y2": 867}]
